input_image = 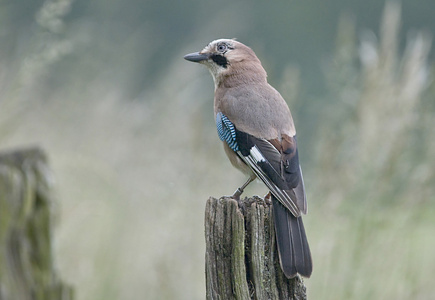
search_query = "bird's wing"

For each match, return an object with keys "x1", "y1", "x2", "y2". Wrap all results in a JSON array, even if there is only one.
[{"x1": 216, "y1": 112, "x2": 307, "y2": 217}]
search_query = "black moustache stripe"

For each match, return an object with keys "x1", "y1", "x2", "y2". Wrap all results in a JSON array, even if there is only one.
[{"x1": 210, "y1": 54, "x2": 228, "y2": 68}]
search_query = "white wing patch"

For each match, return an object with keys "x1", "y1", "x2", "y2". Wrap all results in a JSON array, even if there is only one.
[
  {"x1": 237, "y1": 144, "x2": 301, "y2": 217},
  {"x1": 250, "y1": 146, "x2": 266, "y2": 162}
]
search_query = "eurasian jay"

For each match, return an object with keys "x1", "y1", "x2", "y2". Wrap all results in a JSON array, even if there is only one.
[{"x1": 184, "y1": 39, "x2": 312, "y2": 278}]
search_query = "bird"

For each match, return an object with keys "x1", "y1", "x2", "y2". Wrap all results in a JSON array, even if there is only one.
[{"x1": 184, "y1": 38, "x2": 312, "y2": 278}]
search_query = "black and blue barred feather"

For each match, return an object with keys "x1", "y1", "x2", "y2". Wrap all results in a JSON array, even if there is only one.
[{"x1": 216, "y1": 112, "x2": 239, "y2": 152}]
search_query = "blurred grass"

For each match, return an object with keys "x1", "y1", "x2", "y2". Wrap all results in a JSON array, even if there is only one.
[
  {"x1": 0, "y1": 1, "x2": 434, "y2": 299},
  {"x1": 307, "y1": 3, "x2": 435, "y2": 299}
]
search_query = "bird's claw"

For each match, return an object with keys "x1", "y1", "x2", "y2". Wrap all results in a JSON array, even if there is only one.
[
  {"x1": 231, "y1": 188, "x2": 243, "y2": 201},
  {"x1": 264, "y1": 192, "x2": 272, "y2": 204}
]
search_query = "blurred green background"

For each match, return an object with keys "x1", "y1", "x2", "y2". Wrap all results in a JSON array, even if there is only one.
[{"x1": 1, "y1": 0, "x2": 434, "y2": 299}]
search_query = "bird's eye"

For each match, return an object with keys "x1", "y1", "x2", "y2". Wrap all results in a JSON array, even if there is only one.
[{"x1": 217, "y1": 43, "x2": 228, "y2": 53}]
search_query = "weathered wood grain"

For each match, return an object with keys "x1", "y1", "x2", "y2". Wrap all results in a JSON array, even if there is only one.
[
  {"x1": 205, "y1": 196, "x2": 307, "y2": 300},
  {"x1": 0, "y1": 148, "x2": 73, "y2": 300}
]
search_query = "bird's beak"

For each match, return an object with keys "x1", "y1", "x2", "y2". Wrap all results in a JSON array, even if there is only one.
[{"x1": 184, "y1": 52, "x2": 209, "y2": 63}]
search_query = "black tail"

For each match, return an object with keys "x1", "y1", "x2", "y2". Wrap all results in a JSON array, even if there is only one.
[{"x1": 272, "y1": 195, "x2": 312, "y2": 278}]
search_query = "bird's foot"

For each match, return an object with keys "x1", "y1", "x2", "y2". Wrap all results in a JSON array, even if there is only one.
[
  {"x1": 264, "y1": 192, "x2": 272, "y2": 204},
  {"x1": 231, "y1": 188, "x2": 243, "y2": 201},
  {"x1": 229, "y1": 176, "x2": 256, "y2": 202}
]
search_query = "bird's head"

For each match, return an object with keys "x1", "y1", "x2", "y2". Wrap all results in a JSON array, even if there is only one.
[{"x1": 184, "y1": 39, "x2": 267, "y2": 88}]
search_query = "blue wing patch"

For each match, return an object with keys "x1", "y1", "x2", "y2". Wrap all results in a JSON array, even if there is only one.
[{"x1": 216, "y1": 112, "x2": 239, "y2": 152}]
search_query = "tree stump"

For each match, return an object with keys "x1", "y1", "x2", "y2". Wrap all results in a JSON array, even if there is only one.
[
  {"x1": 0, "y1": 148, "x2": 73, "y2": 300},
  {"x1": 205, "y1": 196, "x2": 307, "y2": 300}
]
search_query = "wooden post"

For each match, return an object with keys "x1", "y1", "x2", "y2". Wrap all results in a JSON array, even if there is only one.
[
  {"x1": 0, "y1": 148, "x2": 74, "y2": 300},
  {"x1": 205, "y1": 196, "x2": 307, "y2": 300}
]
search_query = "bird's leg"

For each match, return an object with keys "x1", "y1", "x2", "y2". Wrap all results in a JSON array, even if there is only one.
[{"x1": 231, "y1": 175, "x2": 256, "y2": 201}]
